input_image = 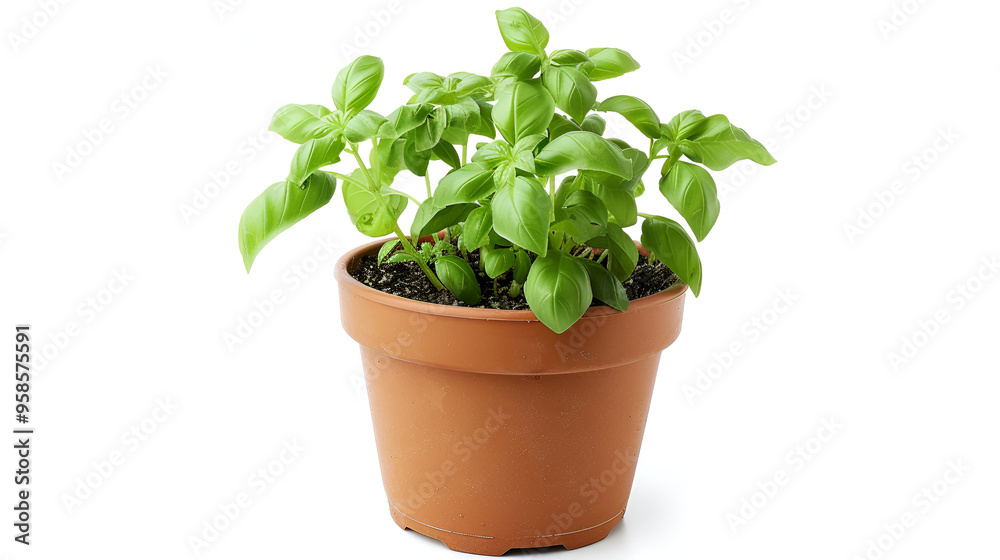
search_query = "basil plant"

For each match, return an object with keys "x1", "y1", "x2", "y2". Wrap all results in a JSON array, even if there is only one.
[{"x1": 239, "y1": 7, "x2": 775, "y2": 333}]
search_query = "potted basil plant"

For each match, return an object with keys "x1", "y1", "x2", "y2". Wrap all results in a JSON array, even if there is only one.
[{"x1": 238, "y1": 7, "x2": 774, "y2": 555}]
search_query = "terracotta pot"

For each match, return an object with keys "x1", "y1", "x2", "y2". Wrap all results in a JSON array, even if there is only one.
[{"x1": 335, "y1": 237, "x2": 687, "y2": 555}]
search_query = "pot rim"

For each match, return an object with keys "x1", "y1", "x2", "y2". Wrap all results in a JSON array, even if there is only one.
[{"x1": 335, "y1": 236, "x2": 689, "y2": 323}]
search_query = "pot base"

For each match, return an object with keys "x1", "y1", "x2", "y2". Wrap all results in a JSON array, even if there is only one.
[{"x1": 388, "y1": 503, "x2": 623, "y2": 556}]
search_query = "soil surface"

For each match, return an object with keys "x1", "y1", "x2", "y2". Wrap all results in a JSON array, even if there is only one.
[{"x1": 351, "y1": 248, "x2": 680, "y2": 310}]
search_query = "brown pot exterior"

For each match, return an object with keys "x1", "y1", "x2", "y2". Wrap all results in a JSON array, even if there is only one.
[{"x1": 336, "y1": 238, "x2": 687, "y2": 555}]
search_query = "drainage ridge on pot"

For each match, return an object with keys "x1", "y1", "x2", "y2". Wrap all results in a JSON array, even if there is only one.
[{"x1": 336, "y1": 237, "x2": 687, "y2": 555}]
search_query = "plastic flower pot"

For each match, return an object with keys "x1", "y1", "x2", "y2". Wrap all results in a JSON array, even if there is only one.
[{"x1": 335, "y1": 237, "x2": 687, "y2": 555}]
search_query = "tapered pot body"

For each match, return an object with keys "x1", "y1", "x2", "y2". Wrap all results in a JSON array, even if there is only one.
[{"x1": 336, "y1": 238, "x2": 687, "y2": 555}]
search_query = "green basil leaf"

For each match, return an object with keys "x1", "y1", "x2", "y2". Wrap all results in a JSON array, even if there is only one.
[
  {"x1": 435, "y1": 163, "x2": 497, "y2": 205},
  {"x1": 588, "y1": 223, "x2": 638, "y2": 282},
  {"x1": 607, "y1": 223, "x2": 639, "y2": 282},
  {"x1": 238, "y1": 173, "x2": 336, "y2": 272},
  {"x1": 344, "y1": 110, "x2": 388, "y2": 143},
  {"x1": 663, "y1": 110, "x2": 708, "y2": 142},
  {"x1": 678, "y1": 114, "x2": 776, "y2": 171},
  {"x1": 403, "y1": 139, "x2": 431, "y2": 177},
  {"x1": 493, "y1": 79, "x2": 556, "y2": 144},
  {"x1": 442, "y1": 127, "x2": 470, "y2": 146},
  {"x1": 580, "y1": 259, "x2": 628, "y2": 312},
  {"x1": 564, "y1": 190, "x2": 608, "y2": 228},
  {"x1": 377, "y1": 239, "x2": 400, "y2": 265},
  {"x1": 513, "y1": 249, "x2": 531, "y2": 284},
  {"x1": 462, "y1": 205, "x2": 493, "y2": 251},
  {"x1": 472, "y1": 97, "x2": 497, "y2": 139},
  {"x1": 605, "y1": 138, "x2": 633, "y2": 151},
  {"x1": 491, "y1": 52, "x2": 542, "y2": 81},
  {"x1": 551, "y1": 216, "x2": 604, "y2": 246},
  {"x1": 534, "y1": 131, "x2": 631, "y2": 178},
  {"x1": 575, "y1": 60, "x2": 597, "y2": 76},
  {"x1": 512, "y1": 133, "x2": 545, "y2": 174},
  {"x1": 626, "y1": 149, "x2": 651, "y2": 182},
  {"x1": 471, "y1": 140, "x2": 512, "y2": 168},
  {"x1": 584, "y1": 48, "x2": 641, "y2": 81},
  {"x1": 620, "y1": 148, "x2": 651, "y2": 191},
  {"x1": 450, "y1": 72, "x2": 494, "y2": 97},
  {"x1": 432, "y1": 239, "x2": 458, "y2": 256},
  {"x1": 513, "y1": 133, "x2": 547, "y2": 155},
  {"x1": 432, "y1": 141, "x2": 462, "y2": 169},
  {"x1": 343, "y1": 170, "x2": 407, "y2": 237},
  {"x1": 332, "y1": 55, "x2": 385, "y2": 117},
  {"x1": 659, "y1": 161, "x2": 720, "y2": 241},
  {"x1": 552, "y1": 190, "x2": 607, "y2": 244},
  {"x1": 404, "y1": 72, "x2": 445, "y2": 94},
  {"x1": 600, "y1": 187, "x2": 638, "y2": 228},
  {"x1": 287, "y1": 135, "x2": 346, "y2": 185},
  {"x1": 513, "y1": 151, "x2": 535, "y2": 174},
  {"x1": 490, "y1": 229, "x2": 513, "y2": 247},
  {"x1": 581, "y1": 114, "x2": 606, "y2": 136},
  {"x1": 554, "y1": 175, "x2": 582, "y2": 208},
  {"x1": 412, "y1": 109, "x2": 448, "y2": 152},
  {"x1": 372, "y1": 138, "x2": 406, "y2": 186},
  {"x1": 435, "y1": 256, "x2": 482, "y2": 305},
  {"x1": 496, "y1": 7, "x2": 549, "y2": 55},
  {"x1": 493, "y1": 162, "x2": 516, "y2": 191},
  {"x1": 411, "y1": 198, "x2": 476, "y2": 241},
  {"x1": 386, "y1": 252, "x2": 420, "y2": 265},
  {"x1": 482, "y1": 245, "x2": 516, "y2": 278},
  {"x1": 525, "y1": 251, "x2": 592, "y2": 333},
  {"x1": 640, "y1": 216, "x2": 703, "y2": 296},
  {"x1": 268, "y1": 104, "x2": 337, "y2": 144},
  {"x1": 590, "y1": 147, "x2": 648, "y2": 192},
  {"x1": 381, "y1": 104, "x2": 434, "y2": 138},
  {"x1": 543, "y1": 66, "x2": 598, "y2": 123},
  {"x1": 415, "y1": 87, "x2": 449, "y2": 105},
  {"x1": 549, "y1": 113, "x2": 582, "y2": 140},
  {"x1": 597, "y1": 95, "x2": 661, "y2": 138},
  {"x1": 442, "y1": 97, "x2": 482, "y2": 132},
  {"x1": 550, "y1": 49, "x2": 591, "y2": 66},
  {"x1": 492, "y1": 176, "x2": 550, "y2": 256}
]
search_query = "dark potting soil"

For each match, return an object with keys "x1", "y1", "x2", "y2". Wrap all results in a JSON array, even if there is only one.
[{"x1": 351, "y1": 248, "x2": 680, "y2": 310}]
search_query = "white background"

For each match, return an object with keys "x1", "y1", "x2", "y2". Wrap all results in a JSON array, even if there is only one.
[{"x1": 2, "y1": 0, "x2": 998, "y2": 558}]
